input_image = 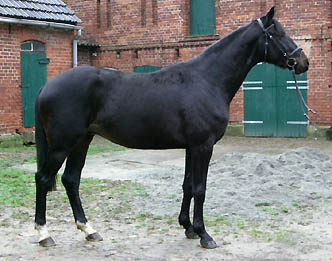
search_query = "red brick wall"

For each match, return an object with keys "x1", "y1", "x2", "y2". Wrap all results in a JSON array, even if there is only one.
[
  {"x1": 0, "y1": 23, "x2": 74, "y2": 134},
  {"x1": 66, "y1": 0, "x2": 332, "y2": 125}
]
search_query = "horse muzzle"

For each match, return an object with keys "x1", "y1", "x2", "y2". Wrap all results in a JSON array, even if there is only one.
[{"x1": 288, "y1": 51, "x2": 309, "y2": 75}]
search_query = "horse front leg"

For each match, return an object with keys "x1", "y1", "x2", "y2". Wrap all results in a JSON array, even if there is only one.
[
  {"x1": 178, "y1": 149, "x2": 199, "y2": 239},
  {"x1": 61, "y1": 135, "x2": 103, "y2": 242},
  {"x1": 190, "y1": 143, "x2": 217, "y2": 249}
]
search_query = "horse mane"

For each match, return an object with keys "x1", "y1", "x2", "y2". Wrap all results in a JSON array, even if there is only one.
[{"x1": 198, "y1": 22, "x2": 252, "y2": 58}]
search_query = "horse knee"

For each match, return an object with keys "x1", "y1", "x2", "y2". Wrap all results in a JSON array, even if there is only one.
[{"x1": 193, "y1": 219, "x2": 205, "y2": 235}]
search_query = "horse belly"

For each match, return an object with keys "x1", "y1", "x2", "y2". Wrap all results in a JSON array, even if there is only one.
[{"x1": 89, "y1": 115, "x2": 186, "y2": 150}]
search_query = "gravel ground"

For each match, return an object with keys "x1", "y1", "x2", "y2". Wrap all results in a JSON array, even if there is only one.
[{"x1": 1, "y1": 136, "x2": 332, "y2": 260}]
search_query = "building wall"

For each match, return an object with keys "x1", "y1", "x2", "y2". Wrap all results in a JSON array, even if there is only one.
[
  {"x1": 67, "y1": 0, "x2": 332, "y2": 125},
  {"x1": 0, "y1": 23, "x2": 74, "y2": 134}
]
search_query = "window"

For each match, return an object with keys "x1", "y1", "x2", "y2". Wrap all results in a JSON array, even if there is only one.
[
  {"x1": 20, "y1": 40, "x2": 45, "y2": 53},
  {"x1": 190, "y1": 0, "x2": 216, "y2": 36}
]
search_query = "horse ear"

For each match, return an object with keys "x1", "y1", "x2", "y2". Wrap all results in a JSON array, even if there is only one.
[{"x1": 266, "y1": 7, "x2": 275, "y2": 23}]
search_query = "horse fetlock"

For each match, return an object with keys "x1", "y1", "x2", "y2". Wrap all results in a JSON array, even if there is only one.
[
  {"x1": 35, "y1": 224, "x2": 55, "y2": 247},
  {"x1": 178, "y1": 213, "x2": 190, "y2": 228},
  {"x1": 185, "y1": 226, "x2": 199, "y2": 239},
  {"x1": 77, "y1": 221, "x2": 96, "y2": 234},
  {"x1": 76, "y1": 221, "x2": 102, "y2": 241},
  {"x1": 192, "y1": 220, "x2": 205, "y2": 235}
]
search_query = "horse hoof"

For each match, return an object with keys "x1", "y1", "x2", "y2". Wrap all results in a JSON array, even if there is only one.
[
  {"x1": 200, "y1": 239, "x2": 217, "y2": 249},
  {"x1": 86, "y1": 232, "x2": 103, "y2": 242},
  {"x1": 185, "y1": 230, "x2": 199, "y2": 239},
  {"x1": 39, "y1": 237, "x2": 56, "y2": 247}
]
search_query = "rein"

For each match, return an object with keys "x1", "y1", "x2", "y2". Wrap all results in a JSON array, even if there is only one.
[{"x1": 291, "y1": 66, "x2": 328, "y2": 133}]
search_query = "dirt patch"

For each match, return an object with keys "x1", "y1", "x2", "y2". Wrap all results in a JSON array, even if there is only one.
[{"x1": 1, "y1": 137, "x2": 332, "y2": 260}]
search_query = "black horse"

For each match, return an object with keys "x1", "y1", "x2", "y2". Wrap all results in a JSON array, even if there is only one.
[{"x1": 34, "y1": 7, "x2": 309, "y2": 249}]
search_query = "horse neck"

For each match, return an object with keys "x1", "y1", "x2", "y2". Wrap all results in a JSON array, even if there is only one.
[{"x1": 195, "y1": 23, "x2": 262, "y2": 103}]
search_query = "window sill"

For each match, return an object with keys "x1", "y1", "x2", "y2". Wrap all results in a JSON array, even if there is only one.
[{"x1": 180, "y1": 34, "x2": 220, "y2": 43}]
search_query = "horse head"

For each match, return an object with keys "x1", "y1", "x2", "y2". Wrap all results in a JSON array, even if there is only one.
[{"x1": 257, "y1": 7, "x2": 309, "y2": 74}]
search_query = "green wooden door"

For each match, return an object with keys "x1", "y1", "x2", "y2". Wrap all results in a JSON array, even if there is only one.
[
  {"x1": 190, "y1": 0, "x2": 216, "y2": 36},
  {"x1": 20, "y1": 41, "x2": 48, "y2": 127},
  {"x1": 244, "y1": 63, "x2": 308, "y2": 137},
  {"x1": 133, "y1": 65, "x2": 161, "y2": 73},
  {"x1": 243, "y1": 63, "x2": 277, "y2": 136},
  {"x1": 275, "y1": 67, "x2": 308, "y2": 137}
]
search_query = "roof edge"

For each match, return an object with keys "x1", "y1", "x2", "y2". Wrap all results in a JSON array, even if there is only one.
[{"x1": 0, "y1": 16, "x2": 83, "y2": 30}]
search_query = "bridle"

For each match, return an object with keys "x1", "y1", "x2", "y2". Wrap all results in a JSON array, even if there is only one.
[
  {"x1": 257, "y1": 18, "x2": 302, "y2": 68},
  {"x1": 257, "y1": 18, "x2": 327, "y2": 137}
]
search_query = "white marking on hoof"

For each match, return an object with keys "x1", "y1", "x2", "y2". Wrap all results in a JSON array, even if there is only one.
[
  {"x1": 76, "y1": 221, "x2": 97, "y2": 237},
  {"x1": 35, "y1": 224, "x2": 51, "y2": 242}
]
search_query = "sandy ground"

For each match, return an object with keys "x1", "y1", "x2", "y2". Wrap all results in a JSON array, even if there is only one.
[{"x1": 1, "y1": 136, "x2": 332, "y2": 260}]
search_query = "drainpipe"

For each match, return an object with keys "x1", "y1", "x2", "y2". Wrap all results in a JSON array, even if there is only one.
[{"x1": 73, "y1": 29, "x2": 81, "y2": 68}]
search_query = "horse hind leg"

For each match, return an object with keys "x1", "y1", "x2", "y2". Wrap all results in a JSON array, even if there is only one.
[
  {"x1": 35, "y1": 149, "x2": 68, "y2": 247},
  {"x1": 178, "y1": 150, "x2": 199, "y2": 239},
  {"x1": 61, "y1": 134, "x2": 103, "y2": 242}
]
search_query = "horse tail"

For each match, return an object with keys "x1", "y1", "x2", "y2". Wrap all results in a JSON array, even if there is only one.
[{"x1": 35, "y1": 96, "x2": 56, "y2": 191}]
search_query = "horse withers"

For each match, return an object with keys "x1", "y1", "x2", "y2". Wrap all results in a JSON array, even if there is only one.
[{"x1": 34, "y1": 7, "x2": 309, "y2": 249}]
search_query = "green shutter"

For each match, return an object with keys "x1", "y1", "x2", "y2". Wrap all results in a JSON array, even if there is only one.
[
  {"x1": 190, "y1": 0, "x2": 216, "y2": 36},
  {"x1": 133, "y1": 65, "x2": 161, "y2": 73},
  {"x1": 21, "y1": 52, "x2": 48, "y2": 127}
]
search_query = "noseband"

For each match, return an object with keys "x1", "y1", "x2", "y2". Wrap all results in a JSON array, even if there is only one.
[{"x1": 257, "y1": 18, "x2": 302, "y2": 68}]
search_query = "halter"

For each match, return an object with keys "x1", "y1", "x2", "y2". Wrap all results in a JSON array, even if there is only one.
[{"x1": 257, "y1": 18, "x2": 302, "y2": 67}]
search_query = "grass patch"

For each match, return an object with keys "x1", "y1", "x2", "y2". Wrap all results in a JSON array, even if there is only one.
[
  {"x1": 0, "y1": 168, "x2": 35, "y2": 207},
  {"x1": 0, "y1": 145, "x2": 36, "y2": 167},
  {"x1": 255, "y1": 201, "x2": 272, "y2": 207},
  {"x1": 87, "y1": 138, "x2": 126, "y2": 156},
  {"x1": 0, "y1": 145, "x2": 35, "y2": 153}
]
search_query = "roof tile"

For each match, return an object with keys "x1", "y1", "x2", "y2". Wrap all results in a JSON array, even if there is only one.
[{"x1": 0, "y1": 0, "x2": 81, "y2": 24}]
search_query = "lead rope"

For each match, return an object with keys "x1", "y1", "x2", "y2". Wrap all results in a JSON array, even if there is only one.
[{"x1": 291, "y1": 66, "x2": 327, "y2": 140}]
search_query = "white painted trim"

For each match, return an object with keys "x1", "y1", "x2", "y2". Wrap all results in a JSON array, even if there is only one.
[
  {"x1": 287, "y1": 86, "x2": 309, "y2": 90},
  {"x1": 243, "y1": 81, "x2": 263, "y2": 84},
  {"x1": 287, "y1": 121, "x2": 309, "y2": 125},
  {"x1": 242, "y1": 121, "x2": 263, "y2": 124},
  {"x1": 287, "y1": 80, "x2": 308, "y2": 84},
  {"x1": 242, "y1": 87, "x2": 263, "y2": 90}
]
